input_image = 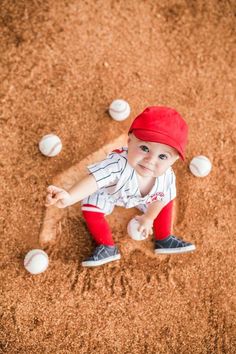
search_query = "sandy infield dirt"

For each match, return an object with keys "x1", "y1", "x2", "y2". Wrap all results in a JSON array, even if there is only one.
[{"x1": 0, "y1": 1, "x2": 236, "y2": 353}]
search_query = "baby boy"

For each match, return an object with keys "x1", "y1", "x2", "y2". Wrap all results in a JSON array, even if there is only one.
[{"x1": 45, "y1": 106, "x2": 196, "y2": 267}]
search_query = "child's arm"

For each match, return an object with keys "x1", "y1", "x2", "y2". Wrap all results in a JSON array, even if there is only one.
[
  {"x1": 45, "y1": 174, "x2": 98, "y2": 209},
  {"x1": 135, "y1": 200, "x2": 166, "y2": 237}
]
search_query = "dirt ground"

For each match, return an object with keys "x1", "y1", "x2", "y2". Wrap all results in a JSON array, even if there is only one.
[{"x1": 1, "y1": 0, "x2": 236, "y2": 353}]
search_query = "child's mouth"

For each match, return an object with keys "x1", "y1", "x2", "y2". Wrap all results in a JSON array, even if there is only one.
[{"x1": 138, "y1": 164, "x2": 153, "y2": 172}]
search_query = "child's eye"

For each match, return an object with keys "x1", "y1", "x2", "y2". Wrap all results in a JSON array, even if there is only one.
[
  {"x1": 159, "y1": 154, "x2": 168, "y2": 160},
  {"x1": 140, "y1": 145, "x2": 149, "y2": 153}
]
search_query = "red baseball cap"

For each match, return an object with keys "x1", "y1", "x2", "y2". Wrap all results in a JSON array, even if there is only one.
[{"x1": 128, "y1": 106, "x2": 188, "y2": 160}]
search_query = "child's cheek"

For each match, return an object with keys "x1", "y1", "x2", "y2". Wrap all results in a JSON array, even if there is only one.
[
  {"x1": 155, "y1": 164, "x2": 165, "y2": 175},
  {"x1": 135, "y1": 147, "x2": 143, "y2": 158}
]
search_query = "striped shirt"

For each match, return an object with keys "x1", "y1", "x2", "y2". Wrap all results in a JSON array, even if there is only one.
[{"x1": 81, "y1": 147, "x2": 176, "y2": 214}]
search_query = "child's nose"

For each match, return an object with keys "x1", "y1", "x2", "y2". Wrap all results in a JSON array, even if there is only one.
[{"x1": 144, "y1": 154, "x2": 155, "y2": 164}]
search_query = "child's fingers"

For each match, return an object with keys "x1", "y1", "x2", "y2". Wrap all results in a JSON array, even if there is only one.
[
  {"x1": 138, "y1": 224, "x2": 143, "y2": 232},
  {"x1": 45, "y1": 195, "x2": 53, "y2": 204},
  {"x1": 140, "y1": 227, "x2": 148, "y2": 239},
  {"x1": 45, "y1": 190, "x2": 63, "y2": 206},
  {"x1": 138, "y1": 225, "x2": 152, "y2": 238},
  {"x1": 45, "y1": 194, "x2": 56, "y2": 207},
  {"x1": 138, "y1": 225, "x2": 146, "y2": 234},
  {"x1": 46, "y1": 192, "x2": 61, "y2": 204},
  {"x1": 47, "y1": 185, "x2": 54, "y2": 193},
  {"x1": 47, "y1": 185, "x2": 64, "y2": 194},
  {"x1": 54, "y1": 191, "x2": 68, "y2": 201}
]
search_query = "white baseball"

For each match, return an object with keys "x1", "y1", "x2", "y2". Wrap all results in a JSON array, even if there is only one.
[
  {"x1": 109, "y1": 99, "x2": 131, "y2": 121},
  {"x1": 24, "y1": 249, "x2": 49, "y2": 274},
  {"x1": 127, "y1": 218, "x2": 147, "y2": 241},
  {"x1": 39, "y1": 134, "x2": 62, "y2": 157},
  {"x1": 189, "y1": 155, "x2": 212, "y2": 177}
]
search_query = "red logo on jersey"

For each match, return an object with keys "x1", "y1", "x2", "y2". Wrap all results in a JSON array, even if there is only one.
[
  {"x1": 146, "y1": 192, "x2": 165, "y2": 204},
  {"x1": 112, "y1": 148, "x2": 126, "y2": 154}
]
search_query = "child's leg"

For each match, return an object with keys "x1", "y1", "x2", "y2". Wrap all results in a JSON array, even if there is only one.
[
  {"x1": 82, "y1": 208, "x2": 120, "y2": 267},
  {"x1": 82, "y1": 209, "x2": 115, "y2": 246},
  {"x1": 153, "y1": 200, "x2": 173, "y2": 240},
  {"x1": 153, "y1": 200, "x2": 196, "y2": 254}
]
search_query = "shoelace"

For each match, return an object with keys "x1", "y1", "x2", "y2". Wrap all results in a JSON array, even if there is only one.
[
  {"x1": 93, "y1": 245, "x2": 106, "y2": 256},
  {"x1": 171, "y1": 235, "x2": 183, "y2": 242}
]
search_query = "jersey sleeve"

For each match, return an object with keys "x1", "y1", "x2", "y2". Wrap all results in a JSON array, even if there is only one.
[
  {"x1": 162, "y1": 169, "x2": 177, "y2": 204},
  {"x1": 87, "y1": 151, "x2": 126, "y2": 189}
]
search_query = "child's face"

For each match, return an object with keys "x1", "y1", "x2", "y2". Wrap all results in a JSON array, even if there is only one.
[{"x1": 127, "y1": 133, "x2": 179, "y2": 177}]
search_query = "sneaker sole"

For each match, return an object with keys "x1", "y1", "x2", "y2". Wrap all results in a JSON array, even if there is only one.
[
  {"x1": 155, "y1": 245, "x2": 196, "y2": 254},
  {"x1": 81, "y1": 254, "x2": 121, "y2": 267}
]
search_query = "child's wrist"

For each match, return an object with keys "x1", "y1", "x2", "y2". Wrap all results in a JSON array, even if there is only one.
[
  {"x1": 143, "y1": 214, "x2": 154, "y2": 224},
  {"x1": 67, "y1": 192, "x2": 79, "y2": 206}
]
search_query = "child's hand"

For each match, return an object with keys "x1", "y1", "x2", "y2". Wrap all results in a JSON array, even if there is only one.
[
  {"x1": 45, "y1": 185, "x2": 72, "y2": 208},
  {"x1": 135, "y1": 214, "x2": 153, "y2": 238}
]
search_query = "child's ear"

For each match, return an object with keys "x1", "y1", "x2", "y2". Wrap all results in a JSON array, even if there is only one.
[
  {"x1": 175, "y1": 155, "x2": 180, "y2": 162},
  {"x1": 170, "y1": 155, "x2": 179, "y2": 165}
]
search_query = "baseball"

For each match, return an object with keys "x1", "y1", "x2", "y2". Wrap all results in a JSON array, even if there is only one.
[
  {"x1": 109, "y1": 99, "x2": 131, "y2": 121},
  {"x1": 39, "y1": 134, "x2": 62, "y2": 157},
  {"x1": 24, "y1": 249, "x2": 49, "y2": 275},
  {"x1": 127, "y1": 218, "x2": 147, "y2": 241},
  {"x1": 189, "y1": 155, "x2": 212, "y2": 177}
]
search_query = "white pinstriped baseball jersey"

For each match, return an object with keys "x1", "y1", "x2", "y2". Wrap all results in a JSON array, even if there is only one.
[{"x1": 81, "y1": 147, "x2": 176, "y2": 215}]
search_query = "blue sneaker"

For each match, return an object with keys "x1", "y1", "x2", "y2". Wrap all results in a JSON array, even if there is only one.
[
  {"x1": 81, "y1": 245, "x2": 121, "y2": 267},
  {"x1": 155, "y1": 235, "x2": 196, "y2": 254}
]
